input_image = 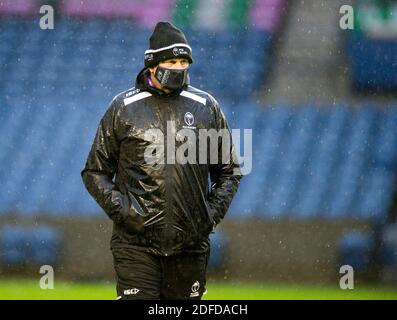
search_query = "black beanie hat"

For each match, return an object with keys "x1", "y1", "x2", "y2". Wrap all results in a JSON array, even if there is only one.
[{"x1": 144, "y1": 21, "x2": 193, "y2": 68}]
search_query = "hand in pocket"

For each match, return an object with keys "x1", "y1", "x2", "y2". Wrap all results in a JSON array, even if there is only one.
[{"x1": 122, "y1": 209, "x2": 145, "y2": 235}]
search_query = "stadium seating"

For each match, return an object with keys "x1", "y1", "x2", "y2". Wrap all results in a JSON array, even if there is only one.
[
  {"x1": 61, "y1": 0, "x2": 174, "y2": 28},
  {"x1": 379, "y1": 223, "x2": 397, "y2": 267},
  {"x1": 0, "y1": 0, "x2": 36, "y2": 16},
  {"x1": 337, "y1": 230, "x2": 374, "y2": 272},
  {"x1": 2, "y1": 69, "x2": 397, "y2": 222},
  {"x1": 0, "y1": 14, "x2": 274, "y2": 215},
  {"x1": 346, "y1": 33, "x2": 397, "y2": 91},
  {"x1": 228, "y1": 104, "x2": 397, "y2": 222},
  {"x1": 208, "y1": 230, "x2": 228, "y2": 270},
  {"x1": 0, "y1": 225, "x2": 62, "y2": 266},
  {"x1": 249, "y1": 0, "x2": 286, "y2": 31},
  {"x1": 345, "y1": 0, "x2": 397, "y2": 91},
  {"x1": 1, "y1": 5, "x2": 396, "y2": 224}
]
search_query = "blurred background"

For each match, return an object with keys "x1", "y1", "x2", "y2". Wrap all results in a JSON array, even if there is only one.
[{"x1": 1, "y1": 0, "x2": 397, "y2": 298}]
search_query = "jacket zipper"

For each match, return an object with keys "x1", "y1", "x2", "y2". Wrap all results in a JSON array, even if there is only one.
[{"x1": 163, "y1": 102, "x2": 172, "y2": 256}]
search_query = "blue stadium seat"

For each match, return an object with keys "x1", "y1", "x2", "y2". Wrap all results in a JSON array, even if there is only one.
[
  {"x1": 0, "y1": 226, "x2": 26, "y2": 266},
  {"x1": 29, "y1": 226, "x2": 62, "y2": 265},
  {"x1": 356, "y1": 168, "x2": 395, "y2": 222},
  {"x1": 346, "y1": 33, "x2": 397, "y2": 91},
  {"x1": 337, "y1": 230, "x2": 374, "y2": 272},
  {"x1": 379, "y1": 224, "x2": 397, "y2": 267},
  {"x1": 208, "y1": 230, "x2": 228, "y2": 270},
  {"x1": 327, "y1": 105, "x2": 378, "y2": 217},
  {"x1": 373, "y1": 107, "x2": 397, "y2": 170},
  {"x1": 0, "y1": 225, "x2": 62, "y2": 267}
]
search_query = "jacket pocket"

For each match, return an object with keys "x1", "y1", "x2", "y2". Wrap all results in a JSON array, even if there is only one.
[
  {"x1": 121, "y1": 181, "x2": 149, "y2": 217},
  {"x1": 127, "y1": 190, "x2": 149, "y2": 217},
  {"x1": 119, "y1": 189, "x2": 147, "y2": 235},
  {"x1": 122, "y1": 211, "x2": 145, "y2": 235}
]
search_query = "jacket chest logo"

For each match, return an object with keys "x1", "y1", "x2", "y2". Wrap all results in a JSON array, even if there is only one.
[{"x1": 183, "y1": 112, "x2": 195, "y2": 128}]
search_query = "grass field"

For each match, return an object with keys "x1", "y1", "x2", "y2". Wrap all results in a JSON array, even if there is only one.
[{"x1": 1, "y1": 279, "x2": 397, "y2": 300}]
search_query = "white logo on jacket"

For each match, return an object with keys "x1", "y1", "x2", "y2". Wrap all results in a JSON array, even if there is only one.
[{"x1": 184, "y1": 112, "x2": 194, "y2": 127}]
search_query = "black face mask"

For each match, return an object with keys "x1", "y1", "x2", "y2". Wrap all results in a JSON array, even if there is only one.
[{"x1": 154, "y1": 66, "x2": 188, "y2": 91}]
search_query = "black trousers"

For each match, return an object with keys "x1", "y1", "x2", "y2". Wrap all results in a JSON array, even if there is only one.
[{"x1": 111, "y1": 246, "x2": 210, "y2": 300}]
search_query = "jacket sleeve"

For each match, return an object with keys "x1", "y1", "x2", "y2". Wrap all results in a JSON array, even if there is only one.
[
  {"x1": 208, "y1": 98, "x2": 242, "y2": 227},
  {"x1": 81, "y1": 98, "x2": 129, "y2": 225}
]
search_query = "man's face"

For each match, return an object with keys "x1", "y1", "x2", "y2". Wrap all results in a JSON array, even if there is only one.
[{"x1": 150, "y1": 58, "x2": 189, "y2": 74}]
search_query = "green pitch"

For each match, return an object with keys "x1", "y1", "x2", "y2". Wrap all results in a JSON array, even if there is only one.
[{"x1": 0, "y1": 279, "x2": 397, "y2": 300}]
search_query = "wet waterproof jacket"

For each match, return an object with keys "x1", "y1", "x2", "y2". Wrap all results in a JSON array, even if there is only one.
[{"x1": 81, "y1": 68, "x2": 241, "y2": 256}]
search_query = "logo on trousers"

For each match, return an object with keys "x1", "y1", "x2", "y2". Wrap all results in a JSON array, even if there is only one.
[
  {"x1": 124, "y1": 288, "x2": 140, "y2": 296},
  {"x1": 190, "y1": 281, "x2": 200, "y2": 297}
]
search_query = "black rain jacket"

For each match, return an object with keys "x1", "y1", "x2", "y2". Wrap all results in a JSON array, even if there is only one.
[{"x1": 81, "y1": 68, "x2": 241, "y2": 256}]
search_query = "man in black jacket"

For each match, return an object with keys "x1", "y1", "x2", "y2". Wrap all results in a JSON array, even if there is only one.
[{"x1": 81, "y1": 21, "x2": 241, "y2": 300}]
